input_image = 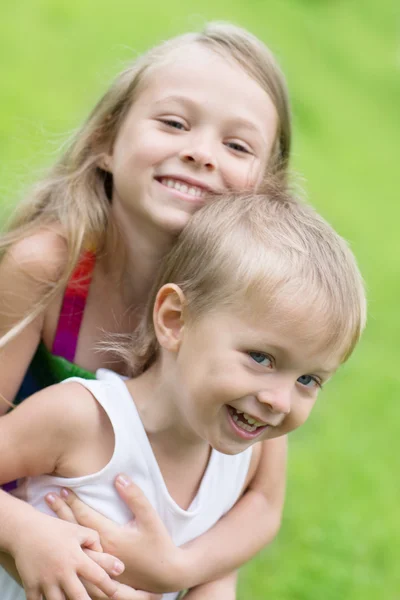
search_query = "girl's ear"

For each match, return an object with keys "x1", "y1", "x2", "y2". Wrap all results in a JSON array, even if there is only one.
[
  {"x1": 153, "y1": 284, "x2": 186, "y2": 352},
  {"x1": 98, "y1": 152, "x2": 113, "y2": 173}
]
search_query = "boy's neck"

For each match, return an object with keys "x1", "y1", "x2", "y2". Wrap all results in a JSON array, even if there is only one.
[
  {"x1": 126, "y1": 366, "x2": 212, "y2": 509},
  {"x1": 126, "y1": 364, "x2": 206, "y2": 451}
]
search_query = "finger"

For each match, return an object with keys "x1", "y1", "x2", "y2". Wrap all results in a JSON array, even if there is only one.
[
  {"x1": 40, "y1": 585, "x2": 66, "y2": 600},
  {"x1": 45, "y1": 492, "x2": 78, "y2": 524},
  {"x1": 60, "y1": 489, "x2": 115, "y2": 536},
  {"x1": 84, "y1": 549, "x2": 125, "y2": 577},
  {"x1": 79, "y1": 527, "x2": 103, "y2": 553},
  {"x1": 78, "y1": 554, "x2": 119, "y2": 599},
  {"x1": 61, "y1": 575, "x2": 93, "y2": 600},
  {"x1": 23, "y1": 587, "x2": 44, "y2": 600},
  {"x1": 113, "y1": 583, "x2": 163, "y2": 600},
  {"x1": 80, "y1": 578, "x2": 109, "y2": 599},
  {"x1": 114, "y1": 476, "x2": 163, "y2": 532}
]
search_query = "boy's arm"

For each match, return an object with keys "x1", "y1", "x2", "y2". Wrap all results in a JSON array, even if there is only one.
[
  {"x1": 0, "y1": 386, "x2": 123, "y2": 599},
  {"x1": 48, "y1": 436, "x2": 287, "y2": 592}
]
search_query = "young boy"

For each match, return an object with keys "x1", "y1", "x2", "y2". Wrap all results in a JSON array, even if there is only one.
[{"x1": 0, "y1": 188, "x2": 366, "y2": 600}]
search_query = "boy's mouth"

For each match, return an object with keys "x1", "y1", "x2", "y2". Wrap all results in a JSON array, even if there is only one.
[{"x1": 227, "y1": 406, "x2": 268, "y2": 434}]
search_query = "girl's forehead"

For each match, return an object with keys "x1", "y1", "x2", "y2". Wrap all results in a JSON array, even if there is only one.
[
  {"x1": 148, "y1": 43, "x2": 241, "y2": 77},
  {"x1": 138, "y1": 44, "x2": 278, "y2": 142},
  {"x1": 142, "y1": 44, "x2": 270, "y2": 105}
]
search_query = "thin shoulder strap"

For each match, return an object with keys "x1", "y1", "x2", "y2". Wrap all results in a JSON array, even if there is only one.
[{"x1": 52, "y1": 249, "x2": 96, "y2": 363}]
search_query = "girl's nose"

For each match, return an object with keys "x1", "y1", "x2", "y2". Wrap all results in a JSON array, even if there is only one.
[{"x1": 179, "y1": 144, "x2": 216, "y2": 170}]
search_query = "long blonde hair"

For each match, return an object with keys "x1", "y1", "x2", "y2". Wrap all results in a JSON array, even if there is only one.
[
  {"x1": 0, "y1": 22, "x2": 291, "y2": 345},
  {"x1": 123, "y1": 186, "x2": 366, "y2": 375}
]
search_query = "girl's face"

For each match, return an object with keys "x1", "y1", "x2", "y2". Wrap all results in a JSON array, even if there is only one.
[{"x1": 104, "y1": 44, "x2": 278, "y2": 236}]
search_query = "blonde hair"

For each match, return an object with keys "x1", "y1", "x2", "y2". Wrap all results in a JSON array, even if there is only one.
[
  {"x1": 126, "y1": 185, "x2": 366, "y2": 375},
  {"x1": 1, "y1": 21, "x2": 291, "y2": 345}
]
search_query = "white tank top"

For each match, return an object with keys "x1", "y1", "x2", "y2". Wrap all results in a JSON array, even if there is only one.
[{"x1": 1, "y1": 369, "x2": 252, "y2": 600}]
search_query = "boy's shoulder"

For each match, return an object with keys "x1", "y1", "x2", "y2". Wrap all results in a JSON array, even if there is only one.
[
  {"x1": 0, "y1": 380, "x2": 110, "y2": 480},
  {"x1": 18, "y1": 380, "x2": 100, "y2": 433}
]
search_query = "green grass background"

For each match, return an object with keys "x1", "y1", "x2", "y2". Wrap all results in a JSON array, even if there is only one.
[{"x1": 1, "y1": 0, "x2": 399, "y2": 597}]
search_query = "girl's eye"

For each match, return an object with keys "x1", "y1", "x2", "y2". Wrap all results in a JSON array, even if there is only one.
[
  {"x1": 160, "y1": 119, "x2": 186, "y2": 130},
  {"x1": 226, "y1": 141, "x2": 251, "y2": 154},
  {"x1": 297, "y1": 375, "x2": 322, "y2": 389},
  {"x1": 249, "y1": 352, "x2": 273, "y2": 368}
]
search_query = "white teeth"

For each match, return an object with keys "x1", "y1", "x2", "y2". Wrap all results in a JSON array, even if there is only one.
[
  {"x1": 160, "y1": 178, "x2": 206, "y2": 198},
  {"x1": 231, "y1": 408, "x2": 266, "y2": 432}
]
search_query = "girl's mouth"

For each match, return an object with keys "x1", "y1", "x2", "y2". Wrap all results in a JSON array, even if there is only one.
[{"x1": 157, "y1": 177, "x2": 208, "y2": 199}]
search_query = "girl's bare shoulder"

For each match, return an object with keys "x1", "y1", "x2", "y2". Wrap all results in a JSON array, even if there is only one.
[{"x1": 3, "y1": 226, "x2": 69, "y2": 283}]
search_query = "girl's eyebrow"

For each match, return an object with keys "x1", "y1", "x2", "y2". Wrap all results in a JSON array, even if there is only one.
[
  {"x1": 223, "y1": 117, "x2": 268, "y2": 143},
  {"x1": 154, "y1": 94, "x2": 196, "y2": 109}
]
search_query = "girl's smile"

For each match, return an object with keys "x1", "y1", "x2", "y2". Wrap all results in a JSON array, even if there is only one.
[
  {"x1": 104, "y1": 44, "x2": 278, "y2": 237},
  {"x1": 155, "y1": 175, "x2": 213, "y2": 203}
]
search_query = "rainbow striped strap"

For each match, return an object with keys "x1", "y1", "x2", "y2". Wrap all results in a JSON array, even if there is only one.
[{"x1": 52, "y1": 250, "x2": 96, "y2": 363}]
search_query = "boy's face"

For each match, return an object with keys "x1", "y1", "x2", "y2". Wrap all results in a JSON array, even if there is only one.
[{"x1": 171, "y1": 302, "x2": 341, "y2": 455}]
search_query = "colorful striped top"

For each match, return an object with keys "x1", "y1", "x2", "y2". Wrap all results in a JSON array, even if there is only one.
[{"x1": 15, "y1": 249, "x2": 97, "y2": 405}]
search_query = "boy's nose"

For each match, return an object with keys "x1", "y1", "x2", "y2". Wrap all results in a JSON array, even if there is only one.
[{"x1": 256, "y1": 387, "x2": 292, "y2": 419}]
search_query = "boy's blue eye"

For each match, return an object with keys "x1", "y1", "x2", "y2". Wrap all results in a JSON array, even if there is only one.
[
  {"x1": 297, "y1": 374, "x2": 320, "y2": 389},
  {"x1": 249, "y1": 352, "x2": 273, "y2": 367}
]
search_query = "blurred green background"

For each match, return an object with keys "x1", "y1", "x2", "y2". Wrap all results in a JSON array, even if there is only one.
[{"x1": 1, "y1": 0, "x2": 398, "y2": 597}]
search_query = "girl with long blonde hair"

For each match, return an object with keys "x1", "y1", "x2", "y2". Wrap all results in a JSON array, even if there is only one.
[{"x1": 0, "y1": 22, "x2": 291, "y2": 600}]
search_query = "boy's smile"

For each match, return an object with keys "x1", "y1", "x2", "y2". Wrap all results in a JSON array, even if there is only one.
[
  {"x1": 132, "y1": 300, "x2": 340, "y2": 457},
  {"x1": 226, "y1": 406, "x2": 271, "y2": 439}
]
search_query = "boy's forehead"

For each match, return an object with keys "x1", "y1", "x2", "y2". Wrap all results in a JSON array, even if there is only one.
[{"x1": 231, "y1": 295, "x2": 343, "y2": 372}]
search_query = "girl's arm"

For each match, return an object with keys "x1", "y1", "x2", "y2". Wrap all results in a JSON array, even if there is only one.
[
  {"x1": 182, "y1": 571, "x2": 238, "y2": 600},
  {"x1": 48, "y1": 436, "x2": 287, "y2": 593},
  {"x1": 0, "y1": 386, "x2": 124, "y2": 600},
  {"x1": 0, "y1": 235, "x2": 160, "y2": 599},
  {"x1": 0, "y1": 230, "x2": 68, "y2": 410},
  {"x1": 178, "y1": 436, "x2": 287, "y2": 585}
]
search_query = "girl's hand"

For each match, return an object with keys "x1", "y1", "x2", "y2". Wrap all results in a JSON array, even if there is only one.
[
  {"x1": 46, "y1": 476, "x2": 186, "y2": 594},
  {"x1": 10, "y1": 509, "x2": 124, "y2": 600},
  {"x1": 82, "y1": 582, "x2": 161, "y2": 600},
  {"x1": 80, "y1": 554, "x2": 162, "y2": 600}
]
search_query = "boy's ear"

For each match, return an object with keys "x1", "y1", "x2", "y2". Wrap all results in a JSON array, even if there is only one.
[{"x1": 153, "y1": 284, "x2": 186, "y2": 352}]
